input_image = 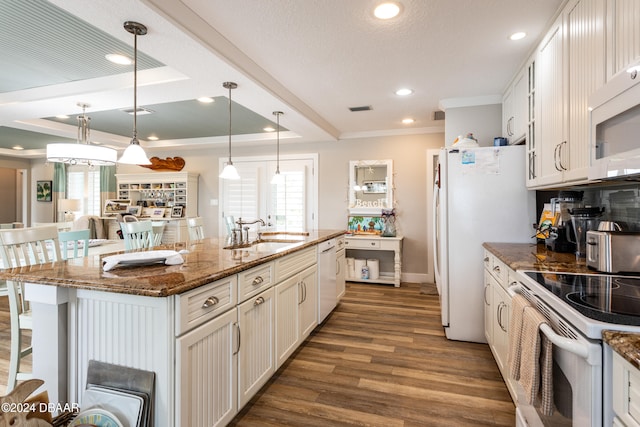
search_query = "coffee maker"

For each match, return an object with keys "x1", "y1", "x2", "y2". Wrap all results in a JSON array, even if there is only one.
[{"x1": 545, "y1": 191, "x2": 584, "y2": 253}]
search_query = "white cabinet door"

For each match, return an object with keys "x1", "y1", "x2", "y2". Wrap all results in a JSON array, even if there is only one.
[
  {"x1": 606, "y1": 0, "x2": 640, "y2": 79},
  {"x1": 175, "y1": 308, "x2": 238, "y2": 427},
  {"x1": 238, "y1": 287, "x2": 275, "y2": 408},
  {"x1": 274, "y1": 264, "x2": 318, "y2": 369},
  {"x1": 492, "y1": 281, "x2": 511, "y2": 372},
  {"x1": 274, "y1": 275, "x2": 300, "y2": 368},
  {"x1": 299, "y1": 265, "x2": 318, "y2": 339},
  {"x1": 565, "y1": 0, "x2": 605, "y2": 183},
  {"x1": 503, "y1": 68, "x2": 528, "y2": 144},
  {"x1": 336, "y1": 249, "x2": 346, "y2": 301},
  {"x1": 537, "y1": 16, "x2": 566, "y2": 186}
]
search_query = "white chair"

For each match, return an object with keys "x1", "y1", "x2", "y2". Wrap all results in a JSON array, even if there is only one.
[
  {"x1": 224, "y1": 216, "x2": 235, "y2": 236},
  {"x1": 151, "y1": 221, "x2": 166, "y2": 246},
  {"x1": 187, "y1": 217, "x2": 205, "y2": 241},
  {"x1": 120, "y1": 221, "x2": 155, "y2": 250},
  {"x1": 0, "y1": 225, "x2": 61, "y2": 392},
  {"x1": 58, "y1": 229, "x2": 90, "y2": 259}
]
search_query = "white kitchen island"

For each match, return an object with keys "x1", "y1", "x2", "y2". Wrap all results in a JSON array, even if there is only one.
[{"x1": 3, "y1": 231, "x2": 345, "y2": 427}]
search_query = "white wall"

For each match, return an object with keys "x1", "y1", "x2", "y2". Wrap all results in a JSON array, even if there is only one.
[{"x1": 444, "y1": 104, "x2": 502, "y2": 147}]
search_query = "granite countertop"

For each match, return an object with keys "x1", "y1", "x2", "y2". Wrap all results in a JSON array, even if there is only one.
[
  {"x1": 482, "y1": 242, "x2": 594, "y2": 274},
  {"x1": 603, "y1": 330, "x2": 640, "y2": 369},
  {"x1": 0, "y1": 230, "x2": 346, "y2": 297}
]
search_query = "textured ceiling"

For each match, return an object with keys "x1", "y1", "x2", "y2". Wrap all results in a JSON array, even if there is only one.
[{"x1": 0, "y1": 0, "x2": 565, "y2": 159}]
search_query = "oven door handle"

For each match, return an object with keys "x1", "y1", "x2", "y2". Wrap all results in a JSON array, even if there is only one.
[
  {"x1": 538, "y1": 324, "x2": 589, "y2": 359},
  {"x1": 507, "y1": 281, "x2": 590, "y2": 360}
]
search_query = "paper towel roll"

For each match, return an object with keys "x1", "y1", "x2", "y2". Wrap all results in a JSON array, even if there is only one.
[
  {"x1": 346, "y1": 258, "x2": 355, "y2": 279},
  {"x1": 367, "y1": 259, "x2": 380, "y2": 280},
  {"x1": 354, "y1": 259, "x2": 367, "y2": 280}
]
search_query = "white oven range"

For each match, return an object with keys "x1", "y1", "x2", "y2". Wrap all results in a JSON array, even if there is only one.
[{"x1": 512, "y1": 270, "x2": 640, "y2": 427}]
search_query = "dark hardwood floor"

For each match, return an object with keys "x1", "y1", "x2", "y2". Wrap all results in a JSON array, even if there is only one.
[
  {"x1": 0, "y1": 282, "x2": 514, "y2": 426},
  {"x1": 230, "y1": 282, "x2": 515, "y2": 426}
]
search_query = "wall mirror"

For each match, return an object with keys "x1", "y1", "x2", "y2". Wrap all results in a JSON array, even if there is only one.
[{"x1": 348, "y1": 159, "x2": 393, "y2": 215}]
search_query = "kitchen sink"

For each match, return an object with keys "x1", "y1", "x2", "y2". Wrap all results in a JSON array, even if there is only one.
[{"x1": 223, "y1": 238, "x2": 304, "y2": 251}]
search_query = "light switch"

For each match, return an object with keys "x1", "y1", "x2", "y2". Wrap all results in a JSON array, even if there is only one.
[{"x1": 210, "y1": 199, "x2": 218, "y2": 206}]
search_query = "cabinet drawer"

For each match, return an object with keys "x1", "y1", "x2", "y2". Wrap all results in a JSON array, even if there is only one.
[
  {"x1": 483, "y1": 249, "x2": 494, "y2": 272},
  {"x1": 336, "y1": 235, "x2": 345, "y2": 251},
  {"x1": 238, "y1": 262, "x2": 275, "y2": 303},
  {"x1": 274, "y1": 246, "x2": 317, "y2": 282},
  {"x1": 345, "y1": 238, "x2": 380, "y2": 249},
  {"x1": 175, "y1": 275, "x2": 237, "y2": 336}
]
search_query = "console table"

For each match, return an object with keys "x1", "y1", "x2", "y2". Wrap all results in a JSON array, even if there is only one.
[{"x1": 344, "y1": 235, "x2": 403, "y2": 287}]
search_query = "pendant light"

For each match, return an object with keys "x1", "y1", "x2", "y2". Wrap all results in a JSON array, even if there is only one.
[
  {"x1": 118, "y1": 21, "x2": 151, "y2": 165},
  {"x1": 46, "y1": 103, "x2": 117, "y2": 166},
  {"x1": 219, "y1": 81, "x2": 240, "y2": 180},
  {"x1": 271, "y1": 111, "x2": 284, "y2": 184}
]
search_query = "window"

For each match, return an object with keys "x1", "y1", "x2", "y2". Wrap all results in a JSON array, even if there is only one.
[
  {"x1": 219, "y1": 155, "x2": 317, "y2": 236},
  {"x1": 67, "y1": 167, "x2": 101, "y2": 216}
]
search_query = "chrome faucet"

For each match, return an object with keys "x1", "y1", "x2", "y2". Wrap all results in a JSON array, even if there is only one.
[{"x1": 234, "y1": 217, "x2": 266, "y2": 245}]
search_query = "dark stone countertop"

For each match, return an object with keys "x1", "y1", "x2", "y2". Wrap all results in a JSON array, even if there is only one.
[
  {"x1": 482, "y1": 242, "x2": 594, "y2": 274},
  {"x1": 603, "y1": 330, "x2": 640, "y2": 369},
  {"x1": 0, "y1": 230, "x2": 346, "y2": 297}
]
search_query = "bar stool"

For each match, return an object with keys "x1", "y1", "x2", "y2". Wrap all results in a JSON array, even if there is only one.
[
  {"x1": 187, "y1": 217, "x2": 205, "y2": 241},
  {"x1": 0, "y1": 225, "x2": 61, "y2": 392}
]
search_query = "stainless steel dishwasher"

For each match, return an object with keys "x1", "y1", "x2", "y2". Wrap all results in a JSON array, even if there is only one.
[{"x1": 317, "y1": 238, "x2": 337, "y2": 323}]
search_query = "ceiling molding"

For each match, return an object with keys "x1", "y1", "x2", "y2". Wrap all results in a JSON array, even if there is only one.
[{"x1": 438, "y1": 95, "x2": 503, "y2": 111}]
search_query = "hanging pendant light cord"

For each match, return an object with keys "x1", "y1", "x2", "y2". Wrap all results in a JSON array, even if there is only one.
[
  {"x1": 227, "y1": 84, "x2": 232, "y2": 164},
  {"x1": 133, "y1": 27, "x2": 138, "y2": 143},
  {"x1": 274, "y1": 111, "x2": 283, "y2": 174}
]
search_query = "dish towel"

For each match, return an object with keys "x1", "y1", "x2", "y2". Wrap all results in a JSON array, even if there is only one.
[
  {"x1": 508, "y1": 294, "x2": 531, "y2": 380},
  {"x1": 518, "y1": 306, "x2": 554, "y2": 416}
]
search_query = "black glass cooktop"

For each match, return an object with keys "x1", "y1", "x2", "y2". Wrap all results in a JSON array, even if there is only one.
[{"x1": 523, "y1": 271, "x2": 640, "y2": 326}]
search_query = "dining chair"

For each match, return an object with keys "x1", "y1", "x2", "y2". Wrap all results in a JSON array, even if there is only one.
[
  {"x1": 120, "y1": 221, "x2": 155, "y2": 250},
  {"x1": 0, "y1": 225, "x2": 61, "y2": 392},
  {"x1": 187, "y1": 217, "x2": 205, "y2": 241},
  {"x1": 151, "y1": 221, "x2": 166, "y2": 246},
  {"x1": 58, "y1": 229, "x2": 91, "y2": 260}
]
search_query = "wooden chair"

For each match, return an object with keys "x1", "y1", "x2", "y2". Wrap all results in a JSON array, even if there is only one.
[
  {"x1": 120, "y1": 221, "x2": 155, "y2": 250},
  {"x1": 187, "y1": 217, "x2": 205, "y2": 241},
  {"x1": 0, "y1": 225, "x2": 61, "y2": 392},
  {"x1": 58, "y1": 229, "x2": 90, "y2": 260},
  {"x1": 151, "y1": 221, "x2": 166, "y2": 246}
]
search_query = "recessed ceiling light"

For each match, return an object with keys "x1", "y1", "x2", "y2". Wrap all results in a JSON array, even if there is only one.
[
  {"x1": 395, "y1": 88, "x2": 413, "y2": 96},
  {"x1": 147, "y1": 135, "x2": 159, "y2": 141},
  {"x1": 374, "y1": 2, "x2": 401, "y2": 19},
  {"x1": 56, "y1": 115, "x2": 70, "y2": 119},
  {"x1": 509, "y1": 32, "x2": 527, "y2": 41},
  {"x1": 402, "y1": 118, "x2": 415, "y2": 124},
  {"x1": 197, "y1": 97, "x2": 215, "y2": 103},
  {"x1": 263, "y1": 126, "x2": 276, "y2": 132},
  {"x1": 11, "y1": 145, "x2": 24, "y2": 150},
  {"x1": 105, "y1": 53, "x2": 132, "y2": 65}
]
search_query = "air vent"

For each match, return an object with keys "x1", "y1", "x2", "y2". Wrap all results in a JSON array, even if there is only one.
[
  {"x1": 349, "y1": 105, "x2": 372, "y2": 112},
  {"x1": 434, "y1": 110, "x2": 445, "y2": 120},
  {"x1": 121, "y1": 107, "x2": 154, "y2": 115}
]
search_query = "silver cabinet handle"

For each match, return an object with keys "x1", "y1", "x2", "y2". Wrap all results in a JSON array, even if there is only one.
[
  {"x1": 370, "y1": 242, "x2": 376, "y2": 246},
  {"x1": 233, "y1": 322, "x2": 241, "y2": 355},
  {"x1": 483, "y1": 256, "x2": 489, "y2": 263},
  {"x1": 202, "y1": 296, "x2": 219, "y2": 308},
  {"x1": 493, "y1": 265, "x2": 501, "y2": 273},
  {"x1": 252, "y1": 276, "x2": 264, "y2": 286},
  {"x1": 484, "y1": 284, "x2": 490, "y2": 305},
  {"x1": 497, "y1": 302, "x2": 507, "y2": 332},
  {"x1": 298, "y1": 282, "x2": 303, "y2": 305},
  {"x1": 254, "y1": 296, "x2": 265, "y2": 306}
]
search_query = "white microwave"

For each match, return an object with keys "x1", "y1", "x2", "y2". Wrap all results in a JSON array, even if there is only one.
[{"x1": 589, "y1": 59, "x2": 640, "y2": 181}]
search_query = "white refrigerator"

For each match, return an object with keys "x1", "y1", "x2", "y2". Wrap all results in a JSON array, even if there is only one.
[{"x1": 432, "y1": 146, "x2": 535, "y2": 343}]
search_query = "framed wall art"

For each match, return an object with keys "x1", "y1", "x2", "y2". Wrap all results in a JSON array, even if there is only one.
[
  {"x1": 36, "y1": 180, "x2": 52, "y2": 202},
  {"x1": 171, "y1": 206, "x2": 184, "y2": 218}
]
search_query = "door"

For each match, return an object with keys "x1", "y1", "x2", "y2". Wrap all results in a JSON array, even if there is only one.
[
  {"x1": 220, "y1": 156, "x2": 317, "y2": 236},
  {"x1": 336, "y1": 249, "x2": 345, "y2": 300},
  {"x1": 274, "y1": 275, "x2": 300, "y2": 368},
  {"x1": 299, "y1": 264, "x2": 317, "y2": 338}
]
